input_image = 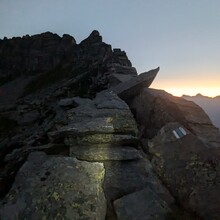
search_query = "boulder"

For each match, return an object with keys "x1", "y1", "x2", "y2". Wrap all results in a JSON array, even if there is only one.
[
  {"x1": 0, "y1": 152, "x2": 106, "y2": 220},
  {"x1": 148, "y1": 122, "x2": 220, "y2": 219},
  {"x1": 114, "y1": 187, "x2": 173, "y2": 220},
  {"x1": 103, "y1": 158, "x2": 176, "y2": 219}
]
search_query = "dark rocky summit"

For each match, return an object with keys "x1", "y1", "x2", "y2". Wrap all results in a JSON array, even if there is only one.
[{"x1": 0, "y1": 31, "x2": 220, "y2": 219}]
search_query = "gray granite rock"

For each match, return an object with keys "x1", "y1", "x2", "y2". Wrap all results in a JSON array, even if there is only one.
[
  {"x1": 148, "y1": 122, "x2": 220, "y2": 219},
  {"x1": 0, "y1": 152, "x2": 106, "y2": 220},
  {"x1": 70, "y1": 145, "x2": 142, "y2": 161},
  {"x1": 114, "y1": 187, "x2": 173, "y2": 220},
  {"x1": 66, "y1": 133, "x2": 139, "y2": 148},
  {"x1": 104, "y1": 158, "x2": 175, "y2": 220},
  {"x1": 110, "y1": 67, "x2": 159, "y2": 100}
]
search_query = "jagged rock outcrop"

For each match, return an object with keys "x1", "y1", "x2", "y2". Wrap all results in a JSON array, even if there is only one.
[
  {"x1": 111, "y1": 67, "x2": 159, "y2": 100},
  {"x1": 0, "y1": 30, "x2": 136, "y2": 106}
]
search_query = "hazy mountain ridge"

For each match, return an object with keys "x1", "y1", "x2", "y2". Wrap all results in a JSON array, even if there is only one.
[{"x1": 183, "y1": 94, "x2": 220, "y2": 129}]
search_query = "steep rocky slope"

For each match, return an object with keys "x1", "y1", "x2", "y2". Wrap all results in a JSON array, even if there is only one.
[{"x1": 0, "y1": 31, "x2": 220, "y2": 220}]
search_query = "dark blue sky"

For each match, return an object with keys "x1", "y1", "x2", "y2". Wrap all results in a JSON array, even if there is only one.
[{"x1": 1, "y1": 0, "x2": 220, "y2": 96}]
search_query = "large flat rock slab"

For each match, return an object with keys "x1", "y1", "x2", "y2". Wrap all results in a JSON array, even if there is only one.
[
  {"x1": 70, "y1": 145, "x2": 142, "y2": 161},
  {"x1": 110, "y1": 67, "x2": 159, "y2": 100},
  {"x1": 0, "y1": 152, "x2": 106, "y2": 220}
]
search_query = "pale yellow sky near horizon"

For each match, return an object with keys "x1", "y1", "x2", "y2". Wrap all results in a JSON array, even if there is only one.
[{"x1": 151, "y1": 74, "x2": 220, "y2": 98}]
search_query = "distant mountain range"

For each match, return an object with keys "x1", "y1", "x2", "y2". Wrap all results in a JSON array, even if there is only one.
[{"x1": 183, "y1": 94, "x2": 220, "y2": 129}]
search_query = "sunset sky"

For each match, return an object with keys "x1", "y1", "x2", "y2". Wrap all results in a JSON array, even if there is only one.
[{"x1": 0, "y1": 0, "x2": 220, "y2": 97}]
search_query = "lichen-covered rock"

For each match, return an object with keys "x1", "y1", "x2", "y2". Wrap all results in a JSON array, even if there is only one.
[
  {"x1": 70, "y1": 145, "x2": 142, "y2": 161},
  {"x1": 148, "y1": 122, "x2": 220, "y2": 219},
  {"x1": 47, "y1": 91, "x2": 139, "y2": 162},
  {"x1": 0, "y1": 152, "x2": 106, "y2": 220},
  {"x1": 104, "y1": 158, "x2": 176, "y2": 220}
]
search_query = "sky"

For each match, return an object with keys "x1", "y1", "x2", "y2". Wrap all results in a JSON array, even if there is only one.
[{"x1": 0, "y1": 0, "x2": 220, "y2": 97}]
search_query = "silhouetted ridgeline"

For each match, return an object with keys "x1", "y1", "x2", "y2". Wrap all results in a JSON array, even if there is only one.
[{"x1": 183, "y1": 94, "x2": 220, "y2": 129}]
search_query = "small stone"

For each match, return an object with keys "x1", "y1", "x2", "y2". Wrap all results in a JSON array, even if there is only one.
[{"x1": 58, "y1": 98, "x2": 78, "y2": 108}]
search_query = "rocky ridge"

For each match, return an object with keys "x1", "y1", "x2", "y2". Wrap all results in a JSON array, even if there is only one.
[{"x1": 0, "y1": 31, "x2": 220, "y2": 219}]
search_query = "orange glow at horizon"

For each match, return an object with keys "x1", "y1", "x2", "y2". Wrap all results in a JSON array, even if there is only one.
[{"x1": 151, "y1": 79, "x2": 220, "y2": 98}]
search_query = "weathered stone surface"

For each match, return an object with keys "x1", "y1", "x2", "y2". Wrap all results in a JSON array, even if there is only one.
[
  {"x1": 95, "y1": 91, "x2": 131, "y2": 110},
  {"x1": 114, "y1": 187, "x2": 173, "y2": 220},
  {"x1": 66, "y1": 134, "x2": 139, "y2": 147},
  {"x1": 128, "y1": 88, "x2": 220, "y2": 147},
  {"x1": 16, "y1": 110, "x2": 40, "y2": 125},
  {"x1": 108, "y1": 73, "x2": 136, "y2": 87},
  {"x1": 103, "y1": 158, "x2": 175, "y2": 219},
  {"x1": 62, "y1": 91, "x2": 137, "y2": 130},
  {"x1": 0, "y1": 152, "x2": 106, "y2": 220},
  {"x1": 48, "y1": 92, "x2": 138, "y2": 152},
  {"x1": 148, "y1": 122, "x2": 220, "y2": 219},
  {"x1": 70, "y1": 145, "x2": 142, "y2": 161},
  {"x1": 110, "y1": 67, "x2": 159, "y2": 100},
  {"x1": 58, "y1": 98, "x2": 78, "y2": 108}
]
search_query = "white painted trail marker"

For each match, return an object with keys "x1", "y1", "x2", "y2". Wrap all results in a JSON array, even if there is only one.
[{"x1": 172, "y1": 127, "x2": 187, "y2": 139}]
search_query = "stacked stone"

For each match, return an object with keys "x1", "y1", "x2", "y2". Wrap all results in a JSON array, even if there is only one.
[{"x1": 48, "y1": 91, "x2": 141, "y2": 161}]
